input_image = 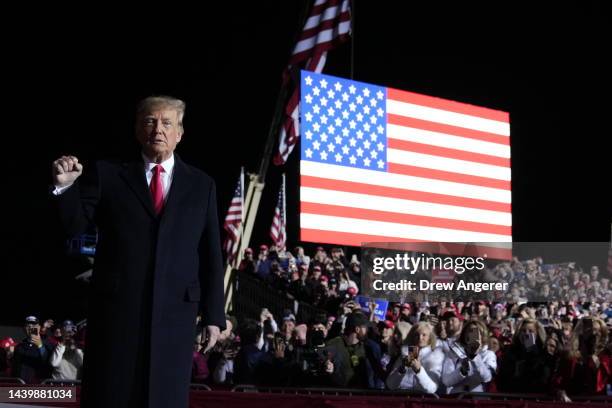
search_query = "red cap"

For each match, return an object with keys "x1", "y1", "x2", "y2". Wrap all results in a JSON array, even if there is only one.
[
  {"x1": 245, "y1": 248, "x2": 253, "y2": 254},
  {"x1": 319, "y1": 275, "x2": 329, "y2": 282},
  {"x1": 347, "y1": 287, "x2": 358, "y2": 296},
  {"x1": 259, "y1": 244, "x2": 268, "y2": 250},
  {"x1": 401, "y1": 303, "x2": 411, "y2": 310},
  {"x1": 0, "y1": 337, "x2": 16, "y2": 348},
  {"x1": 313, "y1": 265, "x2": 322, "y2": 272},
  {"x1": 381, "y1": 320, "x2": 395, "y2": 329}
]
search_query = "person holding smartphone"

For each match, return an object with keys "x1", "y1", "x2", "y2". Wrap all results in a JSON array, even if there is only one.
[
  {"x1": 386, "y1": 321, "x2": 444, "y2": 394},
  {"x1": 441, "y1": 320, "x2": 497, "y2": 394},
  {"x1": 497, "y1": 318, "x2": 552, "y2": 393},
  {"x1": 50, "y1": 320, "x2": 84, "y2": 380},
  {"x1": 11, "y1": 316, "x2": 53, "y2": 383}
]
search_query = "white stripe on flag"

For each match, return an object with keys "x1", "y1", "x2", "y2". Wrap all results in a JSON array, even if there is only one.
[{"x1": 293, "y1": 20, "x2": 352, "y2": 54}]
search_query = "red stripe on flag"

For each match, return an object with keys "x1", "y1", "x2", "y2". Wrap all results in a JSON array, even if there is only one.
[
  {"x1": 388, "y1": 163, "x2": 511, "y2": 191},
  {"x1": 300, "y1": 202, "x2": 512, "y2": 236},
  {"x1": 387, "y1": 88, "x2": 509, "y2": 123},
  {"x1": 301, "y1": 175, "x2": 511, "y2": 213},
  {"x1": 387, "y1": 114, "x2": 509, "y2": 146},
  {"x1": 388, "y1": 138, "x2": 511, "y2": 167}
]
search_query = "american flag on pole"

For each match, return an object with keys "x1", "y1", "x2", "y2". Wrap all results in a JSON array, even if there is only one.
[
  {"x1": 223, "y1": 168, "x2": 244, "y2": 264},
  {"x1": 274, "y1": 0, "x2": 351, "y2": 165},
  {"x1": 299, "y1": 71, "x2": 512, "y2": 248},
  {"x1": 270, "y1": 174, "x2": 287, "y2": 250}
]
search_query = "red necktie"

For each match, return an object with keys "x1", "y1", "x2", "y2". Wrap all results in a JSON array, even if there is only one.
[{"x1": 150, "y1": 164, "x2": 165, "y2": 215}]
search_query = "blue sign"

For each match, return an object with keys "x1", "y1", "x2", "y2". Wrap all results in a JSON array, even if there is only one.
[{"x1": 355, "y1": 295, "x2": 389, "y2": 321}]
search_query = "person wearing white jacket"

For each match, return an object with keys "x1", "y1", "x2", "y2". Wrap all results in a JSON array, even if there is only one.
[
  {"x1": 441, "y1": 320, "x2": 496, "y2": 394},
  {"x1": 49, "y1": 321, "x2": 83, "y2": 380},
  {"x1": 386, "y1": 321, "x2": 444, "y2": 394}
]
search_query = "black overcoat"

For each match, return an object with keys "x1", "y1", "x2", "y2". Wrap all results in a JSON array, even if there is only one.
[{"x1": 54, "y1": 155, "x2": 225, "y2": 407}]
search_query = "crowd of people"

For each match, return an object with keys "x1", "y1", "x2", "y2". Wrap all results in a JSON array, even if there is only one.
[
  {"x1": 1, "y1": 316, "x2": 84, "y2": 384},
  {"x1": 3, "y1": 244, "x2": 611, "y2": 402}
]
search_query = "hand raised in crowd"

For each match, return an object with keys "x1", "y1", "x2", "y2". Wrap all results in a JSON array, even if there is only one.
[
  {"x1": 260, "y1": 308, "x2": 273, "y2": 323},
  {"x1": 52, "y1": 155, "x2": 83, "y2": 187},
  {"x1": 30, "y1": 332, "x2": 43, "y2": 348},
  {"x1": 273, "y1": 336, "x2": 286, "y2": 359}
]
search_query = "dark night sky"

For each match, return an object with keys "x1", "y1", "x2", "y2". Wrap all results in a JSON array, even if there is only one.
[{"x1": 2, "y1": 1, "x2": 610, "y2": 324}]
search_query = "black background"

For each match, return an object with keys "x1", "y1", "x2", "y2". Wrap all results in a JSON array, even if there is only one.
[{"x1": 2, "y1": 1, "x2": 610, "y2": 324}]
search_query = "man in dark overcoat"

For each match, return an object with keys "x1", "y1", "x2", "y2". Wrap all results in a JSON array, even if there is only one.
[{"x1": 51, "y1": 96, "x2": 225, "y2": 407}]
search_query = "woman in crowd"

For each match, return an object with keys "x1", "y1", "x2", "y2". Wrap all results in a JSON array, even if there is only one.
[
  {"x1": 386, "y1": 321, "x2": 444, "y2": 394},
  {"x1": 553, "y1": 316, "x2": 611, "y2": 402},
  {"x1": 441, "y1": 320, "x2": 497, "y2": 394},
  {"x1": 496, "y1": 318, "x2": 553, "y2": 393}
]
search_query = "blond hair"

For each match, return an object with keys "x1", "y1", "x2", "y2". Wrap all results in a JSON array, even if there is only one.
[{"x1": 137, "y1": 95, "x2": 186, "y2": 132}]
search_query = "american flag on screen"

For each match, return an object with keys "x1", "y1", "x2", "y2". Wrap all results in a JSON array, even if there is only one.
[
  {"x1": 299, "y1": 71, "x2": 512, "y2": 246},
  {"x1": 223, "y1": 169, "x2": 244, "y2": 264}
]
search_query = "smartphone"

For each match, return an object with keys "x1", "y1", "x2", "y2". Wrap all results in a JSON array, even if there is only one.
[{"x1": 30, "y1": 327, "x2": 39, "y2": 336}]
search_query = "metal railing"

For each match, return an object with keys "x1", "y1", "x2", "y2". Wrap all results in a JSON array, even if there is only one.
[
  {"x1": 190, "y1": 383, "x2": 212, "y2": 391},
  {"x1": 454, "y1": 391, "x2": 553, "y2": 401},
  {"x1": 41, "y1": 379, "x2": 81, "y2": 386},
  {"x1": 230, "y1": 384, "x2": 439, "y2": 398}
]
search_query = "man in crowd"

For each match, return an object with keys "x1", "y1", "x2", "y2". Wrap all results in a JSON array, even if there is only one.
[
  {"x1": 325, "y1": 312, "x2": 370, "y2": 387},
  {"x1": 11, "y1": 316, "x2": 54, "y2": 383}
]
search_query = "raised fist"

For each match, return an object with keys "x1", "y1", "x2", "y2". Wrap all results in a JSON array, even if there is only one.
[{"x1": 52, "y1": 155, "x2": 83, "y2": 188}]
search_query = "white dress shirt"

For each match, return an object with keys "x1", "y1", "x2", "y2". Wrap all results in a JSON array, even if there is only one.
[{"x1": 142, "y1": 153, "x2": 175, "y2": 203}]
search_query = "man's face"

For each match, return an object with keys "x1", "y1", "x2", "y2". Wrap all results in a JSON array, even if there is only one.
[
  {"x1": 136, "y1": 108, "x2": 183, "y2": 161},
  {"x1": 355, "y1": 325, "x2": 368, "y2": 340},
  {"x1": 282, "y1": 320, "x2": 295, "y2": 333},
  {"x1": 311, "y1": 323, "x2": 328, "y2": 337},
  {"x1": 447, "y1": 317, "x2": 462, "y2": 336}
]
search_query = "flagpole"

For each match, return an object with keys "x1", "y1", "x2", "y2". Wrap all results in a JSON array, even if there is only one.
[
  {"x1": 236, "y1": 0, "x2": 313, "y2": 251},
  {"x1": 282, "y1": 173, "x2": 287, "y2": 249},
  {"x1": 350, "y1": 0, "x2": 355, "y2": 80},
  {"x1": 223, "y1": 1, "x2": 319, "y2": 312}
]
